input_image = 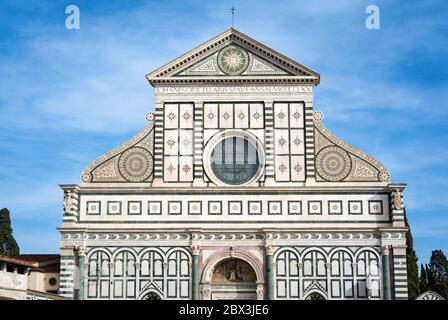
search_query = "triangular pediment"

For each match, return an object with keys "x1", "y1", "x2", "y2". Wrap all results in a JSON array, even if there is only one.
[
  {"x1": 175, "y1": 44, "x2": 291, "y2": 76},
  {"x1": 146, "y1": 28, "x2": 320, "y2": 85}
]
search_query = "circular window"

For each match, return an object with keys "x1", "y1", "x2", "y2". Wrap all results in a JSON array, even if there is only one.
[
  {"x1": 49, "y1": 277, "x2": 58, "y2": 286},
  {"x1": 210, "y1": 136, "x2": 260, "y2": 185}
]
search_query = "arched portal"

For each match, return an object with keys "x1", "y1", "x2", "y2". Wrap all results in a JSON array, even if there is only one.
[
  {"x1": 142, "y1": 291, "x2": 162, "y2": 300},
  {"x1": 305, "y1": 292, "x2": 326, "y2": 300},
  {"x1": 210, "y1": 258, "x2": 257, "y2": 300},
  {"x1": 201, "y1": 250, "x2": 264, "y2": 300}
]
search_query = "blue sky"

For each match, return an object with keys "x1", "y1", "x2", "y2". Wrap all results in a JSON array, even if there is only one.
[{"x1": 0, "y1": 0, "x2": 447, "y2": 265}]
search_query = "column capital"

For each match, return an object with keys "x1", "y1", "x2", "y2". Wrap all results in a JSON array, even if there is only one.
[
  {"x1": 265, "y1": 245, "x2": 274, "y2": 256},
  {"x1": 75, "y1": 246, "x2": 86, "y2": 256},
  {"x1": 191, "y1": 245, "x2": 201, "y2": 256},
  {"x1": 382, "y1": 245, "x2": 390, "y2": 255}
]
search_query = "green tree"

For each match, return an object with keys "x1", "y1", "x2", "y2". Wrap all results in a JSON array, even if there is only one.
[
  {"x1": 404, "y1": 213, "x2": 419, "y2": 299},
  {"x1": 0, "y1": 208, "x2": 20, "y2": 256},
  {"x1": 427, "y1": 250, "x2": 448, "y2": 298},
  {"x1": 419, "y1": 263, "x2": 428, "y2": 293}
]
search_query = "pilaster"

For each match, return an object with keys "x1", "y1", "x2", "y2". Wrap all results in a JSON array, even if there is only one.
[
  {"x1": 264, "y1": 100, "x2": 275, "y2": 186},
  {"x1": 153, "y1": 101, "x2": 164, "y2": 186},
  {"x1": 76, "y1": 246, "x2": 86, "y2": 300},
  {"x1": 304, "y1": 99, "x2": 315, "y2": 181},
  {"x1": 191, "y1": 245, "x2": 201, "y2": 300},
  {"x1": 391, "y1": 246, "x2": 408, "y2": 300},
  {"x1": 265, "y1": 245, "x2": 275, "y2": 300},
  {"x1": 382, "y1": 245, "x2": 391, "y2": 300}
]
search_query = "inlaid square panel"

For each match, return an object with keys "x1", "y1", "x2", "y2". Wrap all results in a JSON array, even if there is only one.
[
  {"x1": 275, "y1": 156, "x2": 290, "y2": 181},
  {"x1": 328, "y1": 201, "x2": 343, "y2": 215},
  {"x1": 164, "y1": 130, "x2": 178, "y2": 155},
  {"x1": 204, "y1": 103, "x2": 218, "y2": 128},
  {"x1": 168, "y1": 201, "x2": 182, "y2": 215},
  {"x1": 219, "y1": 103, "x2": 233, "y2": 128},
  {"x1": 274, "y1": 103, "x2": 289, "y2": 128},
  {"x1": 107, "y1": 201, "x2": 121, "y2": 215},
  {"x1": 164, "y1": 103, "x2": 179, "y2": 129},
  {"x1": 290, "y1": 129, "x2": 305, "y2": 155},
  {"x1": 127, "y1": 201, "x2": 141, "y2": 215},
  {"x1": 179, "y1": 103, "x2": 194, "y2": 129},
  {"x1": 289, "y1": 103, "x2": 304, "y2": 128},
  {"x1": 188, "y1": 201, "x2": 202, "y2": 215},
  {"x1": 179, "y1": 156, "x2": 193, "y2": 182},
  {"x1": 228, "y1": 201, "x2": 242, "y2": 215},
  {"x1": 208, "y1": 201, "x2": 222, "y2": 215},
  {"x1": 248, "y1": 201, "x2": 262, "y2": 215},
  {"x1": 234, "y1": 103, "x2": 249, "y2": 129},
  {"x1": 288, "y1": 201, "x2": 302, "y2": 215},
  {"x1": 308, "y1": 201, "x2": 322, "y2": 215},
  {"x1": 148, "y1": 201, "x2": 162, "y2": 215},
  {"x1": 163, "y1": 156, "x2": 178, "y2": 182},
  {"x1": 368, "y1": 200, "x2": 383, "y2": 215},
  {"x1": 290, "y1": 155, "x2": 305, "y2": 181},
  {"x1": 268, "y1": 201, "x2": 282, "y2": 215},
  {"x1": 274, "y1": 129, "x2": 289, "y2": 155},
  {"x1": 178, "y1": 130, "x2": 193, "y2": 155},
  {"x1": 349, "y1": 201, "x2": 363, "y2": 215},
  {"x1": 249, "y1": 103, "x2": 264, "y2": 128},
  {"x1": 87, "y1": 201, "x2": 101, "y2": 215}
]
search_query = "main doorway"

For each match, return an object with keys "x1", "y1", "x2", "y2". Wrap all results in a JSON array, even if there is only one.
[{"x1": 210, "y1": 258, "x2": 258, "y2": 300}]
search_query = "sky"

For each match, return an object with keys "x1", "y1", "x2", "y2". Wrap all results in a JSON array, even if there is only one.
[{"x1": 0, "y1": 0, "x2": 447, "y2": 265}]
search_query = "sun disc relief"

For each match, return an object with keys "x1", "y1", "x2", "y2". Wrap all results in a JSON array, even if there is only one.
[
  {"x1": 118, "y1": 147, "x2": 153, "y2": 182},
  {"x1": 217, "y1": 45, "x2": 249, "y2": 75},
  {"x1": 316, "y1": 146, "x2": 352, "y2": 181}
]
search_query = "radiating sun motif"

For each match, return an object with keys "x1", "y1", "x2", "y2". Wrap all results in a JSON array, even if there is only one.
[{"x1": 218, "y1": 45, "x2": 249, "y2": 75}]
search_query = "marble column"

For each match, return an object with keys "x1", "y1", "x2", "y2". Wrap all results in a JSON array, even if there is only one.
[
  {"x1": 382, "y1": 245, "x2": 391, "y2": 300},
  {"x1": 191, "y1": 245, "x2": 200, "y2": 300},
  {"x1": 266, "y1": 245, "x2": 274, "y2": 300},
  {"x1": 76, "y1": 246, "x2": 86, "y2": 300}
]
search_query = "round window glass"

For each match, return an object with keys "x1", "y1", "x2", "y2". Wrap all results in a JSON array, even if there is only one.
[{"x1": 210, "y1": 137, "x2": 260, "y2": 185}]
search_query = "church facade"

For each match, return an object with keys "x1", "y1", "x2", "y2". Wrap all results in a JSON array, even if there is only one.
[{"x1": 59, "y1": 28, "x2": 408, "y2": 300}]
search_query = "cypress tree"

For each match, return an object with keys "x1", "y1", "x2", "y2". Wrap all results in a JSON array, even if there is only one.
[
  {"x1": 427, "y1": 250, "x2": 448, "y2": 298},
  {"x1": 419, "y1": 263, "x2": 428, "y2": 293},
  {"x1": 404, "y1": 213, "x2": 419, "y2": 299},
  {"x1": 0, "y1": 208, "x2": 20, "y2": 256}
]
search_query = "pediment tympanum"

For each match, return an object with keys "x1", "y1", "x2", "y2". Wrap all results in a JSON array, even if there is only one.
[{"x1": 146, "y1": 28, "x2": 320, "y2": 85}]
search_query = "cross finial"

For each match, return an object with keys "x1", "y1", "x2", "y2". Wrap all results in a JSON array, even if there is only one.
[{"x1": 230, "y1": 7, "x2": 236, "y2": 27}]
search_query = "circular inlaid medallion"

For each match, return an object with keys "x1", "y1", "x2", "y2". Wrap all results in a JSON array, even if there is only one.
[
  {"x1": 217, "y1": 45, "x2": 249, "y2": 75},
  {"x1": 118, "y1": 147, "x2": 153, "y2": 182},
  {"x1": 316, "y1": 146, "x2": 352, "y2": 181}
]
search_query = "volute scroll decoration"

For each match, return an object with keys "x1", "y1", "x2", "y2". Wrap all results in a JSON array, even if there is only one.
[
  {"x1": 81, "y1": 115, "x2": 155, "y2": 183},
  {"x1": 313, "y1": 111, "x2": 390, "y2": 182}
]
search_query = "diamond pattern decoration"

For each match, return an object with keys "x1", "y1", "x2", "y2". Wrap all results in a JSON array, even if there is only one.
[
  {"x1": 277, "y1": 111, "x2": 286, "y2": 121},
  {"x1": 278, "y1": 137, "x2": 286, "y2": 147},
  {"x1": 167, "y1": 112, "x2": 176, "y2": 121},
  {"x1": 293, "y1": 137, "x2": 302, "y2": 146},
  {"x1": 278, "y1": 163, "x2": 287, "y2": 173},
  {"x1": 167, "y1": 163, "x2": 175, "y2": 175},
  {"x1": 182, "y1": 112, "x2": 191, "y2": 121},
  {"x1": 294, "y1": 163, "x2": 303, "y2": 173}
]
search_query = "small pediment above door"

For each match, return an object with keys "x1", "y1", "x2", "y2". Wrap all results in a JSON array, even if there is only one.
[{"x1": 146, "y1": 28, "x2": 320, "y2": 85}]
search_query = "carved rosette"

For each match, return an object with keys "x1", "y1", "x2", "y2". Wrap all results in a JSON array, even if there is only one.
[
  {"x1": 217, "y1": 45, "x2": 249, "y2": 75},
  {"x1": 118, "y1": 147, "x2": 153, "y2": 182},
  {"x1": 316, "y1": 146, "x2": 352, "y2": 181}
]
